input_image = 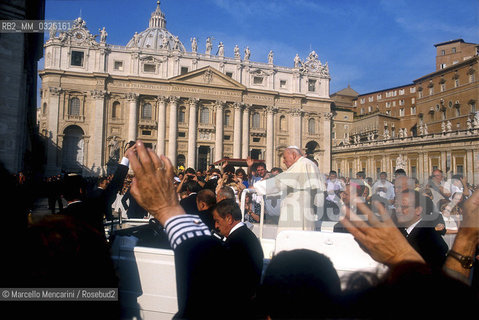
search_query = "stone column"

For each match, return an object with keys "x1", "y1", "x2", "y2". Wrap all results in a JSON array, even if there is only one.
[
  {"x1": 156, "y1": 96, "x2": 167, "y2": 155},
  {"x1": 440, "y1": 151, "x2": 447, "y2": 173},
  {"x1": 265, "y1": 106, "x2": 276, "y2": 169},
  {"x1": 322, "y1": 112, "x2": 333, "y2": 173},
  {"x1": 90, "y1": 89, "x2": 107, "y2": 175},
  {"x1": 233, "y1": 102, "x2": 242, "y2": 159},
  {"x1": 214, "y1": 101, "x2": 225, "y2": 161},
  {"x1": 472, "y1": 149, "x2": 479, "y2": 186},
  {"x1": 418, "y1": 152, "x2": 424, "y2": 185},
  {"x1": 168, "y1": 96, "x2": 180, "y2": 166},
  {"x1": 187, "y1": 98, "x2": 199, "y2": 168},
  {"x1": 82, "y1": 136, "x2": 90, "y2": 176},
  {"x1": 242, "y1": 104, "x2": 251, "y2": 158},
  {"x1": 127, "y1": 93, "x2": 138, "y2": 142},
  {"x1": 292, "y1": 108, "x2": 303, "y2": 148},
  {"x1": 466, "y1": 149, "x2": 473, "y2": 184},
  {"x1": 46, "y1": 87, "x2": 62, "y2": 175}
]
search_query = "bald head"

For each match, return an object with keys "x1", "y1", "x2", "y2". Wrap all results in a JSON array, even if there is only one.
[
  {"x1": 196, "y1": 188, "x2": 216, "y2": 211},
  {"x1": 216, "y1": 186, "x2": 236, "y2": 203}
]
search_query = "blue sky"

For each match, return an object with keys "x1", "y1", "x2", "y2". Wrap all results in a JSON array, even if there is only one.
[{"x1": 41, "y1": 0, "x2": 479, "y2": 96}]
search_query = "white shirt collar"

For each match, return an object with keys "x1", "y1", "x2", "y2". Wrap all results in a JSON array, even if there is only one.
[
  {"x1": 67, "y1": 200, "x2": 82, "y2": 207},
  {"x1": 406, "y1": 218, "x2": 422, "y2": 235},
  {"x1": 228, "y1": 221, "x2": 245, "y2": 237}
]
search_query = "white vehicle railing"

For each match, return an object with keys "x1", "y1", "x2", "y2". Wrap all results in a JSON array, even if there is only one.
[{"x1": 239, "y1": 188, "x2": 266, "y2": 240}]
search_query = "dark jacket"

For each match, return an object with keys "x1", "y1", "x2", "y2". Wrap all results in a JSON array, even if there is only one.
[
  {"x1": 225, "y1": 224, "x2": 264, "y2": 303},
  {"x1": 121, "y1": 188, "x2": 148, "y2": 219},
  {"x1": 88, "y1": 164, "x2": 129, "y2": 221},
  {"x1": 403, "y1": 220, "x2": 448, "y2": 270},
  {"x1": 179, "y1": 193, "x2": 200, "y2": 216}
]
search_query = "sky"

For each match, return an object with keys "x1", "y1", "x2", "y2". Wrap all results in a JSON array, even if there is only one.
[{"x1": 40, "y1": 0, "x2": 479, "y2": 98}]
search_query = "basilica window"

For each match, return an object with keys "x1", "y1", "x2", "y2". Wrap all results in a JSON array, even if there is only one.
[
  {"x1": 470, "y1": 101, "x2": 476, "y2": 113},
  {"x1": 42, "y1": 103, "x2": 47, "y2": 115},
  {"x1": 253, "y1": 77, "x2": 263, "y2": 85},
  {"x1": 143, "y1": 64, "x2": 156, "y2": 73},
  {"x1": 224, "y1": 110, "x2": 231, "y2": 127},
  {"x1": 181, "y1": 67, "x2": 189, "y2": 75},
  {"x1": 142, "y1": 103, "x2": 152, "y2": 119},
  {"x1": 178, "y1": 107, "x2": 186, "y2": 123},
  {"x1": 68, "y1": 98, "x2": 80, "y2": 116},
  {"x1": 252, "y1": 112, "x2": 260, "y2": 128},
  {"x1": 280, "y1": 80, "x2": 287, "y2": 88},
  {"x1": 279, "y1": 115, "x2": 287, "y2": 131},
  {"x1": 200, "y1": 107, "x2": 209, "y2": 124},
  {"x1": 308, "y1": 118, "x2": 315, "y2": 134},
  {"x1": 114, "y1": 61, "x2": 123, "y2": 71},
  {"x1": 226, "y1": 72, "x2": 233, "y2": 78},
  {"x1": 70, "y1": 51, "x2": 84, "y2": 67},
  {"x1": 112, "y1": 101, "x2": 120, "y2": 119},
  {"x1": 308, "y1": 79, "x2": 316, "y2": 92}
]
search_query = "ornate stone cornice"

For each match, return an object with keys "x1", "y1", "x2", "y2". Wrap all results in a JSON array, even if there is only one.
[
  {"x1": 168, "y1": 96, "x2": 180, "y2": 104},
  {"x1": 291, "y1": 108, "x2": 303, "y2": 117},
  {"x1": 126, "y1": 92, "x2": 138, "y2": 102},
  {"x1": 188, "y1": 97, "x2": 199, "y2": 106},
  {"x1": 233, "y1": 102, "x2": 243, "y2": 110},
  {"x1": 266, "y1": 106, "x2": 278, "y2": 114},
  {"x1": 322, "y1": 112, "x2": 333, "y2": 120},
  {"x1": 90, "y1": 89, "x2": 108, "y2": 100},
  {"x1": 157, "y1": 96, "x2": 167, "y2": 104},
  {"x1": 49, "y1": 87, "x2": 62, "y2": 96},
  {"x1": 214, "y1": 100, "x2": 226, "y2": 110},
  {"x1": 242, "y1": 103, "x2": 252, "y2": 111}
]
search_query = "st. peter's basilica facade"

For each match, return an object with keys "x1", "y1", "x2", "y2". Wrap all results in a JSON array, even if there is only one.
[{"x1": 38, "y1": 2, "x2": 332, "y2": 175}]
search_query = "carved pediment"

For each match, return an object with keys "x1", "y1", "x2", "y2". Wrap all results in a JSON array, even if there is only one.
[
  {"x1": 170, "y1": 66, "x2": 246, "y2": 90},
  {"x1": 53, "y1": 17, "x2": 99, "y2": 48},
  {"x1": 139, "y1": 55, "x2": 161, "y2": 63}
]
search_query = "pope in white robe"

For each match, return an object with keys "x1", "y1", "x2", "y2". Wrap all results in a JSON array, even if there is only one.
[{"x1": 253, "y1": 146, "x2": 325, "y2": 232}]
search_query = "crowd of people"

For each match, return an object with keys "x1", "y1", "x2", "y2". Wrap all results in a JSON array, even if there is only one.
[{"x1": 2, "y1": 141, "x2": 479, "y2": 319}]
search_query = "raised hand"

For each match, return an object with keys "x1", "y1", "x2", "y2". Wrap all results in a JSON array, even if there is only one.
[
  {"x1": 246, "y1": 156, "x2": 254, "y2": 168},
  {"x1": 127, "y1": 140, "x2": 185, "y2": 225},
  {"x1": 340, "y1": 198, "x2": 425, "y2": 267}
]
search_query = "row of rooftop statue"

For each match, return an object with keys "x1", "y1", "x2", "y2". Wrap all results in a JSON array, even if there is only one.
[{"x1": 48, "y1": 17, "x2": 323, "y2": 69}]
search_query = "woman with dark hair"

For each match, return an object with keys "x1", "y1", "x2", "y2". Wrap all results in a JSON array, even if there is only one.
[{"x1": 235, "y1": 168, "x2": 249, "y2": 188}]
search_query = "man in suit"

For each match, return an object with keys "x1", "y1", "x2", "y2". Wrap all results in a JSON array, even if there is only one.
[
  {"x1": 121, "y1": 187, "x2": 148, "y2": 218},
  {"x1": 179, "y1": 180, "x2": 201, "y2": 215},
  {"x1": 395, "y1": 189, "x2": 448, "y2": 270},
  {"x1": 212, "y1": 199, "x2": 264, "y2": 309},
  {"x1": 195, "y1": 188, "x2": 216, "y2": 231},
  {"x1": 62, "y1": 143, "x2": 133, "y2": 233}
]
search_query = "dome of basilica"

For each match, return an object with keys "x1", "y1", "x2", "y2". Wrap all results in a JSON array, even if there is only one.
[{"x1": 126, "y1": 1, "x2": 186, "y2": 52}]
